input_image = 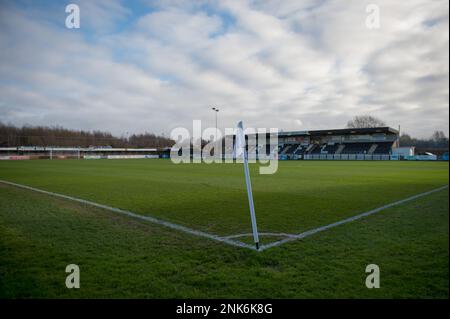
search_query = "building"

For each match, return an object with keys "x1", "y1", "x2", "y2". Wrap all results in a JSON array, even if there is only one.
[
  {"x1": 392, "y1": 146, "x2": 415, "y2": 159},
  {"x1": 277, "y1": 127, "x2": 398, "y2": 160},
  {"x1": 0, "y1": 146, "x2": 160, "y2": 160},
  {"x1": 220, "y1": 126, "x2": 399, "y2": 161}
]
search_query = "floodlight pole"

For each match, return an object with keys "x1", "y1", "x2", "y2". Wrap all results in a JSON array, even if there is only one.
[
  {"x1": 212, "y1": 107, "x2": 219, "y2": 141},
  {"x1": 212, "y1": 107, "x2": 220, "y2": 160}
]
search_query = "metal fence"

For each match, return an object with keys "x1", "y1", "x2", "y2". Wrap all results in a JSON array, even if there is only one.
[{"x1": 303, "y1": 154, "x2": 392, "y2": 160}]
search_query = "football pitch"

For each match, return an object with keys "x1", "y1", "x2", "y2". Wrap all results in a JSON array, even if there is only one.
[{"x1": 0, "y1": 159, "x2": 448, "y2": 298}]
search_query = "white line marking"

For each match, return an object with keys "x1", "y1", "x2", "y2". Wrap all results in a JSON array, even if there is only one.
[
  {"x1": 1, "y1": 180, "x2": 447, "y2": 252},
  {"x1": 224, "y1": 232, "x2": 297, "y2": 239},
  {"x1": 0, "y1": 180, "x2": 257, "y2": 251},
  {"x1": 258, "y1": 185, "x2": 449, "y2": 251}
]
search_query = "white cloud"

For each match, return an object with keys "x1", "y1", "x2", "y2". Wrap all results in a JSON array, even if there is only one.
[{"x1": 0, "y1": 0, "x2": 448, "y2": 138}]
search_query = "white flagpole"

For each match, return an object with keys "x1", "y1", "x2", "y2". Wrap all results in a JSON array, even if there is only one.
[{"x1": 236, "y1": 121, "x2": 260, "y2": 250}]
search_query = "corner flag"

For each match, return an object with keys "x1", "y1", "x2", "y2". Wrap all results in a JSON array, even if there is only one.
[{"x1": 235, "y1": 121, "x2": 260, "y2": 250}]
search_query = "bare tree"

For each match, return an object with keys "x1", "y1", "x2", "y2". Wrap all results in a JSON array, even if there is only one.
[
  {"x1": 0, "y1": 122, "x2": 174, "y2": 148},
  {"x1": 400, "y1": 131, "x2": 448, "y2": 149},
  {"x1": 431, "y1": 130, "x2": 447, "y2": 143},
  {"x1": 346, "y1": 115, "x2": 386, "y2": 128}
]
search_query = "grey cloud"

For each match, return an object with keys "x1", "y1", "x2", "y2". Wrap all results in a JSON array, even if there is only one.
[{"x1": 0, "y1": 0, "x2": 448, "y2": 138}]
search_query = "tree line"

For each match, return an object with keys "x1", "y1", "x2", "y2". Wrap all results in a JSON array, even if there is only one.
[
  {"x1": 1, "y1": 117, "x2": 448, "y2": 150},
  {"x1": 0, "y1": 122, "x2": 175, "y2": 148},
  {"x1": 399, "y1": 131, "x2": 449, "y2": 150}
]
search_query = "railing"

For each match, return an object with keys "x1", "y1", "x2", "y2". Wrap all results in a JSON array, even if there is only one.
[{"x1": 303, "y1": 154, "x2": 392, "y2": 160}]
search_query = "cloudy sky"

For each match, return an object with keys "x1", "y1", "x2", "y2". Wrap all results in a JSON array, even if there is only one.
[{"x1": 0, "y1": 0, "x2": 448, "y2": 138}]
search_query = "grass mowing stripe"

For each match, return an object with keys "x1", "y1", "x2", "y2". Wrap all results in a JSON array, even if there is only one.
[
  {"x1": 1, "y1": 179, "x2": 446, "y2": 252},
  {"x1": 260, "y1": 184, "x2": 449, "y2": 251},
  {"x1": 0, "y1": 179, "x2": 256, "y2": 251},
  {"x1": 1, "y1": 160, "x2": 447, "y2": 236}
]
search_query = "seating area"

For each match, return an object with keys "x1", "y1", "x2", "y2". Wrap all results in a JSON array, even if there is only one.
[
  {"x1": 294, "y1": 145, "x2": 308, "y2": 155},
  {"x1": 322, "y1": 143, "x2": 340, "y2": 154},
  {"x1": 279, "y1": 144, "x2": 292, "y2": 154},
  {"x1": 278, "y1": 144, "x2": 295, "y2": 154},
  {"x1": 228, "y1": 135, "x2": 394, "y2": 158},
  {"x1": 277, "y1": 141, "x2": 394, "y2": 156},
  {"x1": 372, "y1": 142, "x2": 393, "y2": 154},
  {"x1": 310, "y1": 144, "x2": 322, "y2": 154},
  {"x1": 340, "y1": 143, "x2": 374, "y2": 154}
]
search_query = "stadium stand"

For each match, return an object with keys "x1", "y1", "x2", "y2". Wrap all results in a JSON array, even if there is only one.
[{"x1": 274, "y1": 127, "x2": 399, "y2": 160}]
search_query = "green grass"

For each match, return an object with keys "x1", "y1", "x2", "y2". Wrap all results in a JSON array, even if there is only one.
[{"x1": 0, "y1": 159, "x2": 448, "y2": 298}]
